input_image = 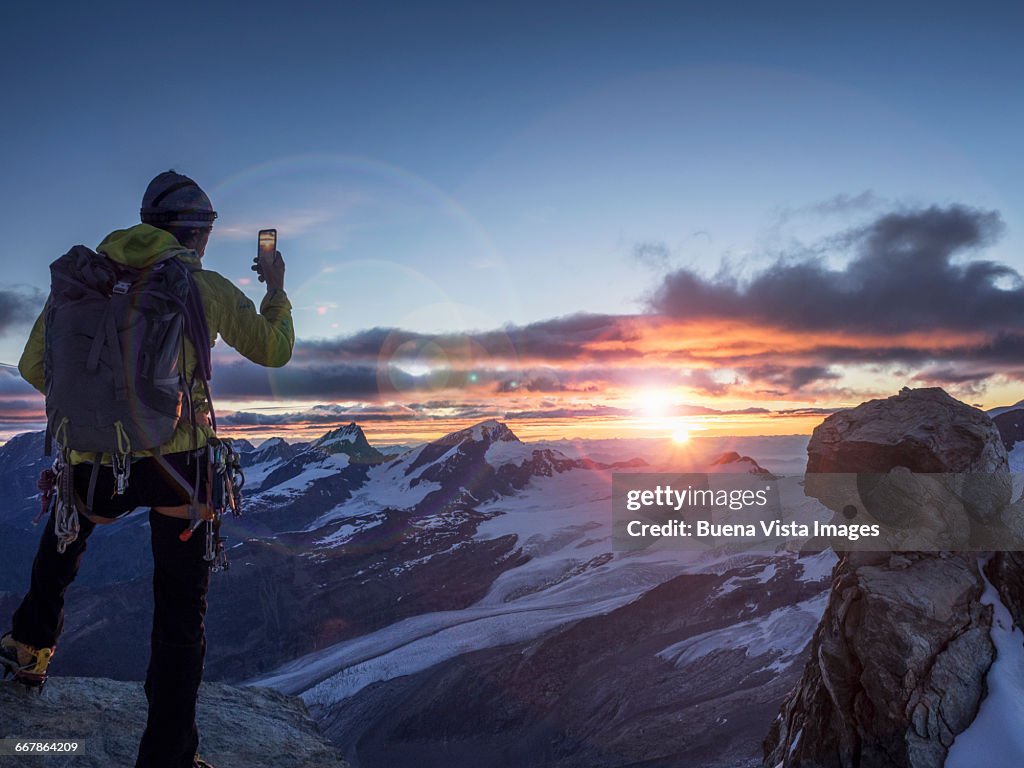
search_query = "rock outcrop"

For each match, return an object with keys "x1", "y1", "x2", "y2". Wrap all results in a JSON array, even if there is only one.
[
  {"x1": 806, "y1": 387, "x2": 1007, "y2": 475},
  {"x1": 805, "y1": 388, "x2": 1015, "y2": 550},
  {"x1": 0, "y1": 677, "x2": 348, "y2": 768},
  {"x1": 764, "y1": 387, "x2": 1019, "y2": 768}
]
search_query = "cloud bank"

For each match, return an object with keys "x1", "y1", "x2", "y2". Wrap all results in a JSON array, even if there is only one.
[
  {"x1": 3, "y1": 204, "x2": 1022, "y2": 433},
  {"x1": 649, "y1": 205, "x2": 1016, "y2": 333}
]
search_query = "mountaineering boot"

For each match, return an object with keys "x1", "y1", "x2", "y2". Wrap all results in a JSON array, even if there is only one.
[
  {"x1": 193, "y1": 758, "x2": 216, "y2": 768},
  {"x1": 0, "y1": 632, "x2": 54, "y2": 688}
]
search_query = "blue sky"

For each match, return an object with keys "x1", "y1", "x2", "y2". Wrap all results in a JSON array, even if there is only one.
[{"x1": 1, "y1": 2, "x2": 1022, "y2": 438}]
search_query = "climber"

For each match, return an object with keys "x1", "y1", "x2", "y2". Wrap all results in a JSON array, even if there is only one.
[{"x1": 0, "y1": 170, "x2": 294, "y2": 768}]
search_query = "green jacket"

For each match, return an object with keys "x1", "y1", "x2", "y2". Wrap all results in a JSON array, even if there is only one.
[{"x1": 19, "y1": 224, "x2": 294, "y2": 462}]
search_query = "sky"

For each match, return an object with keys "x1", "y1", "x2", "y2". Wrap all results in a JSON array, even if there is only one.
[{"x1": 1, "y1": 1, "x2": 1023, "y2": 444}]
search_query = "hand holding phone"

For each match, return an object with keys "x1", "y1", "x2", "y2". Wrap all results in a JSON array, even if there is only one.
[
  {"x1": 252, "y1": 229, "x2": 277, "y2": 283},
  {"x1": 253, "y1": 229, "x2": 286, "y2": 291}
]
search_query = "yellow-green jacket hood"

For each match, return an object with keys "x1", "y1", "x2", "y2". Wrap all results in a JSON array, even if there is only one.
[
  {"x1": 19, "y1": 225, "x2": 294, "y2": 463},
  {"x1": 97, "y1": 223, "x2": 201, "y2": 269}
]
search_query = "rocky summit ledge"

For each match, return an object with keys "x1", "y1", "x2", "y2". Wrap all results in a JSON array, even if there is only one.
[{"x1": 0, "y1": 677, "x2": 348, "y2": 768}]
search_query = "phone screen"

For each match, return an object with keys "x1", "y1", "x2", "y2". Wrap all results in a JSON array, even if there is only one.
[{"x1": 258, "y1": 229, "x2": 277, "y2": 256}]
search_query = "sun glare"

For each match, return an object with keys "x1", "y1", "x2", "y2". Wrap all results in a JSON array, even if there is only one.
[
  {"x1": 671, "y1": 426, "x2": 691, "y2": 444},
  {"x1": 638, "y1": 389, "x2": 674, "y2": 419}
]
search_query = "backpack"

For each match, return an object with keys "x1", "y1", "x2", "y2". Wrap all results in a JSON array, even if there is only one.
[{"x1": 43, "y1": 244, "x2": 214, "y2": 501}]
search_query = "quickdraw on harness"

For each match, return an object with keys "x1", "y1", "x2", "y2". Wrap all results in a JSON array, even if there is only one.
[
  {"x1": 37, "y1": 420, "x2": 135, "y2": 553},
  {"x1": 33, "y1": 417, "x2": 81, "y2": 554},
  {"x1": 176, "y1": 436, "x2": 245, "y2": 573}
]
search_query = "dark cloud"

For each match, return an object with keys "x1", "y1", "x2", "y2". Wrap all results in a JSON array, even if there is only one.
[
  {"x1": 632, "y1": 241, "x2": 672, "y2": 270},
  {"x1": 779, "y1": 191, "x2": 881, "y2": 221},
  {"x1": 212, "y1": 361, "x2": 470, "y2": 400},
  {"x1": 494, "y1": 370, "x2": 599, "y2": 393},
  {"x1": 497, "y1": 376, "x2": 559, "y2": 393},
  {"x1": 503, "y1": 405, "x2": 631, "y2": 420},
  {"x1": 196, "y1": 204, "x2": 1024, "y2": 405},
  {"x1": 678, "y1": 369, "x2": 732, "y2": 396},
  {"x1": 774, "y1": 407, "x2": 841, "y2": 417},
  {"x1": 219, "y1": 399, "x2": 777, "y2": 429},
  {"x1": 670, "y1": 404, "x2": 771, "y2": 416},
  {"x1": 650, "y1": 205, "x2": 1019, "y2": 334},
  {"x1": 743, "y1": 365, "x2": 840, "y2": 391},
  {"x1": 504, "y1": 404, "x2": 779, "y2": 421},
  {"x1": 209, "y1": 341, "x2": 1014, "y2": 405},
  {"x1": 0, "y1": 368, "x2": 39, "y2": 396},
  {"x1": 221, "y1": 404, "x2": 420, "y2": 426},
  {"x1": 213, "y1": 357, "x2": 609, "y2": 402},
  {"x1": 213, "y1": 361, "x2": 381, "y2": 399},
  {"x1": 772, "y1": 334, "x2": 1024, "y2": 373},
  {"x1": 811, "y1": 190, "x2": 880, "y2": 215},
  {"x1": 0, "y1": 287, "x2": 42, "y2": 336},
  {"x1": 403, "y1": 401, "x2": 501, "y2": 417},
  {"x1": 912, "y1": 368, "x2": 995, "y2": 385},
  {"x1": 0, "y1": 397, "x2": 45, "y2": 424},
  {"x1": 966, "y1": 333, "x2": 1024, "y2": 363},
  {"x1": 293, "y1": 313, "x2": 633, "y2": 366},
  {"x1": 220, "y1": 399, "x2": 508, "y2": 427}
]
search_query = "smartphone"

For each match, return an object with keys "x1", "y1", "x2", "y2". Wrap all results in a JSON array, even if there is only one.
[
  {"x1": 258, "y1": 229, "x2": 277, "y2": 257},
  {"x1": 253, "y1": 229, "x2": 277, "y2": 282}
]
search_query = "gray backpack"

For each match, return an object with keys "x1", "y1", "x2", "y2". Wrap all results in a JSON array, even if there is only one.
[{"x1": 44, "y1": 245, "x2": 214, "y2": 500}]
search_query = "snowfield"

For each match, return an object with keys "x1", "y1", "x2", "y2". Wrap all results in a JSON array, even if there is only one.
[{"x1": 251, "y1": 431, "x2": 836, "y2": 715}]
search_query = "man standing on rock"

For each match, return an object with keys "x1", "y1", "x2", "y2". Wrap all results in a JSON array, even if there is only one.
[{"x1": 0, "y1": 171, "x2": 294, "y2": 768}]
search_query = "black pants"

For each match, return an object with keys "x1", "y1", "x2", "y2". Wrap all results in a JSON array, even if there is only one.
[{"x1": 11, "y1": 493, "x2": 211, "y2": 768}]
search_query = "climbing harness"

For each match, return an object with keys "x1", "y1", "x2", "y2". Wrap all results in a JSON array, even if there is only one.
[{"x1": 177, "y1": 437, "x2": 245, "y2": 573}]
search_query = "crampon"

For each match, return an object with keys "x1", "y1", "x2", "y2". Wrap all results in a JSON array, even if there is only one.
[{"x1": 0, "y1": 633, "x2": 53, "y2": 690}]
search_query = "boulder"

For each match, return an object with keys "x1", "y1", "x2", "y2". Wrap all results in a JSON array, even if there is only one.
[
  {"x1": 806, "y1": 387, "x2": 1007, "y2": 475},
  {"x1": 765, "y1": 388, "x2": 1014, "y2": 768},
  {"x1": 804, "y1": 387, "x2": 1012, "y2": 550},
  {"x1": 0, "y1": 676, "x2": 348, "y2": 768}
]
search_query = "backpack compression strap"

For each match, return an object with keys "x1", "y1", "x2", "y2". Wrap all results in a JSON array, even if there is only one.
[{"x1": 174, "y1": 259, "x2": 213, "y2": 382}]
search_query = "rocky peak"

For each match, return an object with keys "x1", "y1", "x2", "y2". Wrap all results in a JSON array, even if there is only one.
[
  {"x1": 442, "y1": 419, "x2": 520, "y2": 447},
  {"x1": 0, "y1": 429, "x2": 46, "y2": 470},
  {"x1": 228, "y1": 437, "x2": 256, "y2": 453},
  {"x1": 709, "y1": 450, "x2": 774, "y2": 476},
  {"x1": 314, "y1": 422, "x2": 363, "y2": 445},
  {"x1": 0, "y1": 430, "x2": 51, "y2": 526},
  {"x1": 250, "y1": 436, "x2": 296, "y2": 463},
  {"x1": 765, "y1": 388, "x2": 1020, "y2": 768},
  {"x1": 405, "y1": 419, "x2": 518, "y2": 477},
  {"x1": 311, "y1": 422, "x2": 385, "y2": 464}
]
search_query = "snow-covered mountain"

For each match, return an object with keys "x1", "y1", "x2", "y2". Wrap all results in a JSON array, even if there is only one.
[
  {"x1": 232, "y1": 421, "x2": 830, "y2": 768},
  {"x1": 5, "y1": 392, "x2": 1024, "y2": 767},
  {"x1": 311, "y1": 422, "x2": 387, "y2": 462},
  {"x1": 708, "y1": 450, "x2": 776, "y2": 476},
  {"x1": 0, "y1": 419, "x2": 830, "y2": 768}
]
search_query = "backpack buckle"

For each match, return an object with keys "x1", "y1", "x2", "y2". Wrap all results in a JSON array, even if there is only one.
[{"x1": 112, "y1": 280, "x2": 131, "y2": 295}]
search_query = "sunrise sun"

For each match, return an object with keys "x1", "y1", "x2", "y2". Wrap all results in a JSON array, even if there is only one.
[{"x1": 671, "y1": 425, "x2": 691, "y2": 444}]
